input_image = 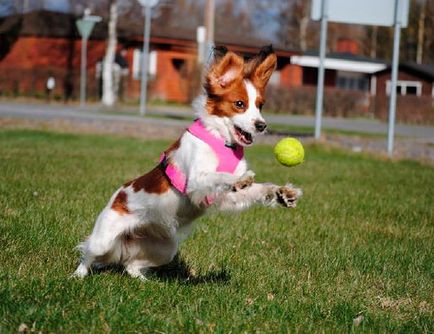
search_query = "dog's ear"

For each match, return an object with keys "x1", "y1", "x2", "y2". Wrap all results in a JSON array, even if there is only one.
[
  {"x1": 247, "y1": 45, "x2": 277, "y2": 88},
  {"x1": 213, "y1": 45, "x2": 229, "y2": 61},
  {"x1": 206, "y1": 51, "x2": 244, "y2": 89}
]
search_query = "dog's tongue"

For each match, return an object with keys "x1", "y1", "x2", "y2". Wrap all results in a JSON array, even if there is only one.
[
  {"x1": 235, "y1": 126, "x2": 252, "y2": 145},
  {"x1": 241, "y1": 131, "x2": 252, "y2": 144}
]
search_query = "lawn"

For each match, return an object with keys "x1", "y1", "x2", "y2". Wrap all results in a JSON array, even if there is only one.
[{"x1": 0, "y1": 129, "x2": 432, "y2": 333}]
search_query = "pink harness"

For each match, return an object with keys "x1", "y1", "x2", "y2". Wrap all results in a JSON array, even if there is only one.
[{"x1": 159, "y1": 119, "x2": 244, "y2": 199}]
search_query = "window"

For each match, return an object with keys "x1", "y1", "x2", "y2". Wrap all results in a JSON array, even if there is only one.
[
  {"x1": 406, "y1": 85, "x2": 418, "y2": 95},
  {"x1": 132, "y1": 49, "x2": 141, "y2": 79},
  {"x1": 336, "y1": 72, "x2": 369, "y2": 91},
  {"x1": 386, "y1": 80, "x2": 422, "y2": 96},
  {"x1": 132, "y1": 49, "x2": 157, "y2": 80}
]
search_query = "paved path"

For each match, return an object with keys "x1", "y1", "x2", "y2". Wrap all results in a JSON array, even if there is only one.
[
  {"x1": 1, "y1": 101, "x2": 433, "y2": 164},
  {"x1": 0, "y1": 101, "x2": 433, "y2": 141},
  {"x1": 0, "y1": 102, "x2": 190, "y2": 128}
]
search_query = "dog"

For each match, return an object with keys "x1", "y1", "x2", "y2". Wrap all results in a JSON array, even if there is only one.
[{"x1": 72, "y1": 46, "x2": 302, "y2": 280}]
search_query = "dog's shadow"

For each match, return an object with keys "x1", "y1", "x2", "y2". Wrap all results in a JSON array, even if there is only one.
[
  {"x1": 92, "y1": 254, "x2": 231, "y2": 285},
  {"x1": 151, "y1": 254, "x2": 231, "y2": 285}
]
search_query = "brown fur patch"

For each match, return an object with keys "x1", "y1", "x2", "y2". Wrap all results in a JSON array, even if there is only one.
[
  {"x1": 255, "y1": 95, "x2": 265, "y2": 109},
  {"x1": 206, "y1": 78, "x2": 249, "y2": 117},
  {"x1": 205, "y1": 52, "x2": 244, "y2": 93},
  {"x1": 247, "y1": 53, "x2": 277, "y2": 90},
  {"x1": 204, "y1": 49, "x2": 277, "y2": 117},
  {"x1": 131, "y1": 165, "x2": 171, "y2": 194},
  {"x1": 111, "y1": 190, "x2": 130, "y2": 215},
  {"x1": 205, "y1": 51, "x2": 250, "y2": 117}
]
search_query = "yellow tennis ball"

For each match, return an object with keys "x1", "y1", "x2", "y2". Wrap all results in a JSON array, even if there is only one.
[{"x1": 274, "y1": 137, "x2": 305, "y2": 167}]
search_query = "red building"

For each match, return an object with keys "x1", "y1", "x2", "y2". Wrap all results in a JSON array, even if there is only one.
[
  {"x1": 0, "y1": 10, "x2": 299, "y2": 103},
  {"x1": 375, "y1": 63, "x2": 434, "y2": 98}
]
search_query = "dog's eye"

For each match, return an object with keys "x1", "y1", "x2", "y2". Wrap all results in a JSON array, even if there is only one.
[
  {"x1": 258, "y1": 103, "x2": 264, "y2": 110},
  {"x1": 234, "y1": 100, "x2": 245, "y2": 109}
]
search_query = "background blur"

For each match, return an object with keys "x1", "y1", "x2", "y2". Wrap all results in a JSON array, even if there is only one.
[{"x1": 0, "y1": 0, "x2": 433, "y2": 124}]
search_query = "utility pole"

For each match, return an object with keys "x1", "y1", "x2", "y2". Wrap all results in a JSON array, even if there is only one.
[
  {"x1": 387, "y1": 0, "x2": 404, "y2": 157},
  {"x1": 314, "y1": 0, "x2": 329, "y2": 140},
  {"x1": 137, "y1": 0, "x2": 159, "y2": 116},
  {"x1": 204, "y1": 0, "x2": 215, "y2": 62},
  {"x1": 76, "y1": 9, "x2": 101, "y2": 107}
]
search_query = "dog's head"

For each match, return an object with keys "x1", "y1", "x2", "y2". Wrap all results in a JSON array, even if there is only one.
[{"x1": 202, "y1": 45, "x2": 277, "y2": 146}]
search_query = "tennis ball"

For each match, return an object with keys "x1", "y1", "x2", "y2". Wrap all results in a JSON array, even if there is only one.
[{"x1": 273, "y1": 137, "x2": 305, "y2": 167}]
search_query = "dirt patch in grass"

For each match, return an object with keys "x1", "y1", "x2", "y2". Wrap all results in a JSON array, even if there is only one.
[{"x1": 1, "y1": 117, "x2": 433, "y2": 165}]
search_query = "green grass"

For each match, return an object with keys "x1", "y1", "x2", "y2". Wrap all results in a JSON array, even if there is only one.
[
  {"x1": 0, "y1": 129, "x2": 433, "y2": 333},
  {"x1": 266, "y1": 122, "x2": 387, "y2": 138}
]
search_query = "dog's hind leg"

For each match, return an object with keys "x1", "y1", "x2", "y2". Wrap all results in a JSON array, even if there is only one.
[
  {"x1": 122, "y1": 224, "x2": 179, "y2": 281},
  {"x1": 72, "y1": 208, "x2": 135, "y2": 278},
  {"x1": 72, "y1": 245, "x2": 95, "y2": 278},
  {"x1": 125, "y1": 260, "x2": 150, "y2": 281},
  {"x1": 72, "y1": 233, "x2": 103, "y2": 278}
]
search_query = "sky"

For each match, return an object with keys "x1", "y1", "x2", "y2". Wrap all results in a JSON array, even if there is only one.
[
  {"x1": 43, "y1": 0, "x2": 69, "y2": 12},
  {"x1": 0, "y1": 0, "x2": 70, "y2": 17}
]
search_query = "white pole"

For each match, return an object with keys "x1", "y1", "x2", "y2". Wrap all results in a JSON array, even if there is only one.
[
  {"x1": 139, "y1": 5, "x2": 152, "y2": 116},
  {"x1": 79, "y1": 36, "x2": 87, "y2": 107},
  {"x1": 197, "y1": 26, "x2": 206, "y2": 64},
  {"x1": 387, "y1": 0, "x2": 402, "y2": 157},
  {"x1": 204, "y1": 0, "x2": 215, "y2": 62},
  {"x1": 314, "y1": 0, "x2": 329, "y2": 140}
]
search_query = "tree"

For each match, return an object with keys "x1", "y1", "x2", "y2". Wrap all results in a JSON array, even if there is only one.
[
  {"x1": 365, "y1": 26, "x2": 378, "y2": 58},
  {"x1": 291, "y1": 0, "x2": 310, "y2": 51},
  {"x1": 102, "y1": 0, "x2": 118, "y2": 106},
  {"x1": 215, "y1": 0, "x2": 252, "y2": 36},
  {"x1": 423, "y1": 0, "x2": 434, "y2": 64},
  {"x1": 416, "y1": 0, "x2": 426, "y2": 64}
]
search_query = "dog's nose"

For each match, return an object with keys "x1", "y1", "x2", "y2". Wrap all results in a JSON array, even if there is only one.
[{"x1": 254, "y1": 120, "x2": 267, "y2": 132}]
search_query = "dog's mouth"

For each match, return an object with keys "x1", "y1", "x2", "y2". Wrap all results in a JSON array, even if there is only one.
[{"x1": 234, "y1": 125, "x2": 253, "y2": 145}]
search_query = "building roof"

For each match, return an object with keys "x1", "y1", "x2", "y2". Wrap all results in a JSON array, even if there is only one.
[
  {"x1": 0, "y1": 10, "x2": 297, "y2": 56},
  {"x1": 290, "y1": 52, "x2": 387, "y2": 74},
  {"x1": 374, "y1": 62, "x2": 434, "y2": 81},
  {"x1": 305, "y1": 51, "x2": 386, "y2": 64}
]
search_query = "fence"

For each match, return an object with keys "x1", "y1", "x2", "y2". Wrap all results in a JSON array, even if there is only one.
[{"x1": 265, "y1": 85, "x2": 434, "y2": 125}]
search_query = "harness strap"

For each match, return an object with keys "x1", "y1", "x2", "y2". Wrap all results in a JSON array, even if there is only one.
[
  {"x1": 159, "y1": 153, "x2": 187, "y2": 193},
  {"x1": 160, "y1": 119, "x2": 244, "y2": 203},
  {"x1": 187, "y1": 120, "x2": 244, "y2": 173}
]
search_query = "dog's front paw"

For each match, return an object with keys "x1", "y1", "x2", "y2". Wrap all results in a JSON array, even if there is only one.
[
  {"x1": 232, "y1": 170, "x2": 255, "y2": 192},
  {"x1": 275, "y1": 184, "x2": 302, "y2": 208}
]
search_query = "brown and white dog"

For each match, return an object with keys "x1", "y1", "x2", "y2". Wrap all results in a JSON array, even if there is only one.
[{"x1": 73, "y1": 46, "x2": 302, "y2": 280}]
